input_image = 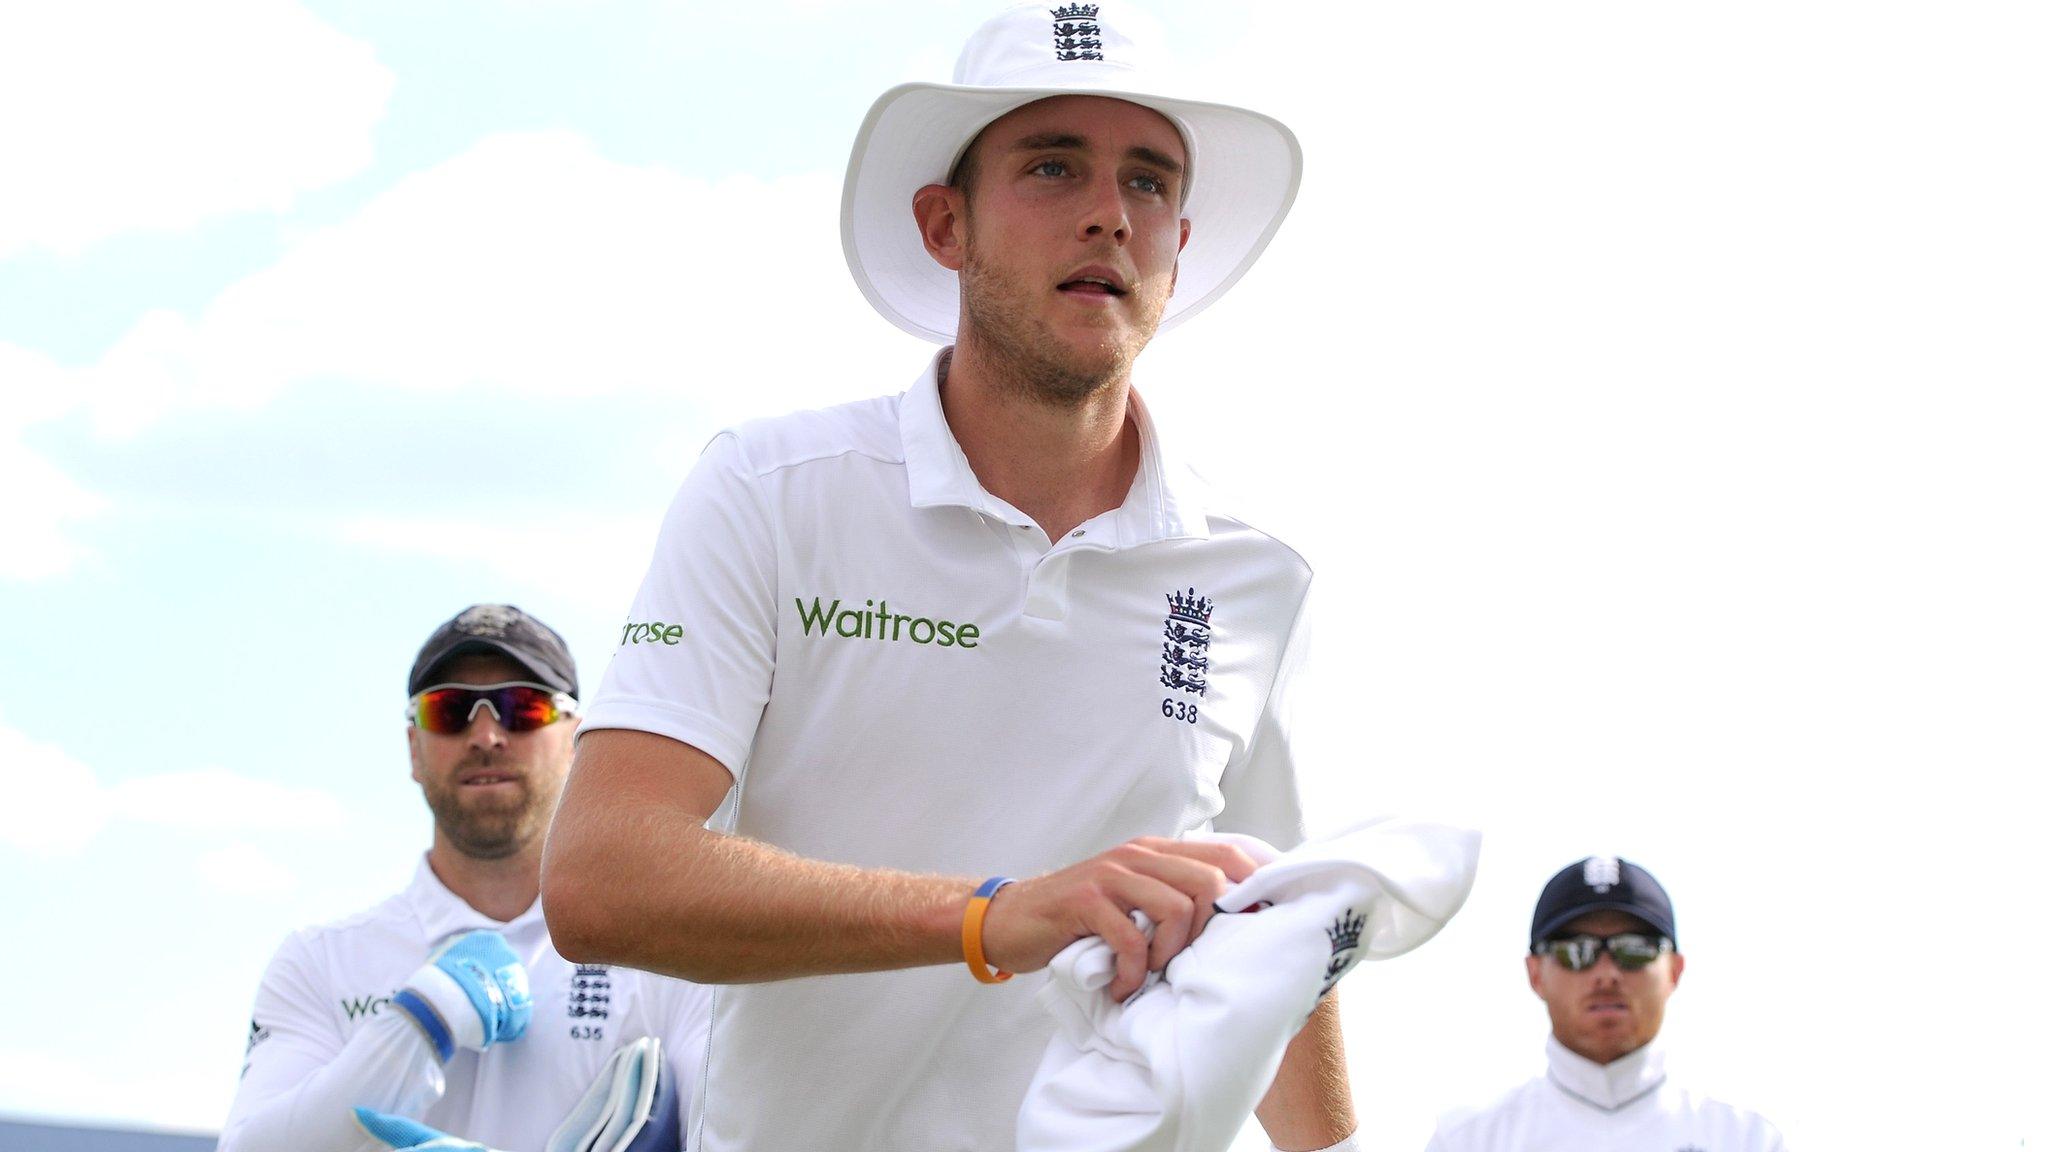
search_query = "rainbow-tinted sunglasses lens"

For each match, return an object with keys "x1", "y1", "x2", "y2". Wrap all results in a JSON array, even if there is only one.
[{"x1": 408, "y1": 682, "x2": 573, "y2": 734}]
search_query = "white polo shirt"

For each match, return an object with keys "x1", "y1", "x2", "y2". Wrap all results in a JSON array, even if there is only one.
[
  {"x1": 1425, "y1": 1037, "x2": 1787, "y2": 1152},
  {"x1": 221, "y1": 857, "x2": 709, "y2": 1152},
  {"x1": 583, "y1": 351, "x2": 1316, "y2": 1152}
]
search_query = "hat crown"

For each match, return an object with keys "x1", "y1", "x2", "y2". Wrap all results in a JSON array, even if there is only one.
[
  {"x1": 838, "y1": 0, "x2": 1299, "y2": 344},
  {"x1": 408, "y1": 602, "x2": 578, "y2": 699},
  {"x1": 952, "y1": 3, "x2": 1162, "y2": 91},
  {"x1": 1530, "y1": 855, "x2": 1678, "y2": 949}
]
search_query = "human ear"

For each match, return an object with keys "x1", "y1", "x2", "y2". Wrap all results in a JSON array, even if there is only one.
[
  {"x1": 913, "y1": 184, "x2": 968, "y2": 272},
  {"x1": 1167, "y1": 218, "x2": 1191, "y2": 294}
]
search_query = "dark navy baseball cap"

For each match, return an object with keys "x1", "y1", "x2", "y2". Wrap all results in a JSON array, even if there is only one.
[
  {"x1": 407, "y1": 604, "x2": 578, "y2": 699},
  {"x1": 1530, "y1": 856, "x2": 1677, "y2": 949}
]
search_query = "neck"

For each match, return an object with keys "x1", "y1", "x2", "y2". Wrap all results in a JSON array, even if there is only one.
[
  {"x1": 426, "y1": 838, "x2": 542, "y2": 923},
  {"x1": 939, "y1": 342, "x2": 1141, "y2": 542}
]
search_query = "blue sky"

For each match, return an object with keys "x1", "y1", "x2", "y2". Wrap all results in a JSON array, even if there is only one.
[{"x1": 2, "y1": 2, "x2": 2044, "y2": 1148}]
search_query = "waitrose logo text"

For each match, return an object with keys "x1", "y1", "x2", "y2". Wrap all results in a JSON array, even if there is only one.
[{"x1": 795, "y1": 597, "x2": 981, "y2": 648}]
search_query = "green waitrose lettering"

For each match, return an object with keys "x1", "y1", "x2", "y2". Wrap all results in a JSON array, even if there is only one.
[
  {"x1": 795, "y1": 597, "x2": 980, "y2": 648},
  {"x1": 620, "y1": 620, "x2": 685, "y2": 646}
]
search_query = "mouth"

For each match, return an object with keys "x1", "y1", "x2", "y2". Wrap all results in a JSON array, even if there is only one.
[
  {"x1": 1057, "y1": 267, "x2": 1129, "y2": 298},
  {"x1": 459, "y1": 771, "x2": 523, "y2": 789}
]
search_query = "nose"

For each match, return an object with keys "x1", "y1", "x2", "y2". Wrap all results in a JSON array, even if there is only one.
[
  {"x1": 1587, "y1": 951, "x2": 1624, "y2": 985},
  {"x1": 465, "y1": 704, "x2": 511, "y2": 751},
  {"x1": 1077, "y1": 172, "x2": 1131, "y2": 245}
]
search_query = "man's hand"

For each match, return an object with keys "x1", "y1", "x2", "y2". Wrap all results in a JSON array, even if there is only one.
[
  {"x1": 392, "y1": 929, "x2": 532, "y2": 1061},
  {"x1": 978, "y1": 837, "x2": 1261, "y2": 1000}
]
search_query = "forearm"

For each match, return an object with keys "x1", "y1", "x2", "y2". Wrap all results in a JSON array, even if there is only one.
[
  {"x1": 544, "y1": 731, "x2": 1261, "y2": 992},
  {"x1": 1254, "y1": 992, "x2": 1356, "y2": 1152},
  {"x1": 542, "y1": 744, "x2": 975, "y2": 983},
  {"x1": 220, "y1": 1013, "x2": 444, "y2": 1152}
]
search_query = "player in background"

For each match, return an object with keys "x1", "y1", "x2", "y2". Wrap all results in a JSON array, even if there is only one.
[
  {"x1": 1425, "y1": 856, "x2": 1787, "y2": 1151},
  {"x1": 540, "y1": 5, "x2": 1357, "y2": 1151},
  {"x1": 221, "y1": 605, "x2": 707, "y2": 1152}
]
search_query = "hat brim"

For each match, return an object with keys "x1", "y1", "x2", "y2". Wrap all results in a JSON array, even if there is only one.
[
  {"x1": 1531, "y1": 901, "x2": 1679, "y2": 950},
  {"x1": 841, "y1": 81, "x2": 1302, "y2": 344},
  {"x1": 411, "y1": 637, "x2": 577, "y2": 699}
]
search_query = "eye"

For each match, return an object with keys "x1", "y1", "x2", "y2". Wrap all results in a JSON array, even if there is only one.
[
  {"x1": 1128, "y1": 173, "x2": 1168, "y2": 196},
  {"x1": 1031, "y1": 159, "x2": 1071, "y2": 178}
]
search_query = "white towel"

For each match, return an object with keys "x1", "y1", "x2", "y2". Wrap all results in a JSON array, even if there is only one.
[{"x1": 1017, "y1": 817, "x2": 1481, "y2": 1152}]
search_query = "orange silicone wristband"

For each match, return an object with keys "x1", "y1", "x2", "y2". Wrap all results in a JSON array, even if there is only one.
[{"x1": 962, "y1": 877, "x2": 1015, "y2": 984}]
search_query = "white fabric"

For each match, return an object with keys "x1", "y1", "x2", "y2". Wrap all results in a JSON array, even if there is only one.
[
  {"x1": 1018, "y1": 818, "x2": 1480, "y2": 1152},
  {"x1": 1425, "y1": 1036, "x2": 1787, "y2": 1152},
  {"x1": 545, "y1": 1037, "x2": 664, "y2": 1152},
  {"x1": 222, "y1": 858, "x2": 709, "y2": 1152},
  {"x1": 584, "y1": 350, "x2": 1316, "y2": 1152},
  {"x1": 406, "y1": 964, "x2": 486, "y2": 1053},
  {"x1": 841, "y1": 1, "x2": 1301, "y2": 342}
]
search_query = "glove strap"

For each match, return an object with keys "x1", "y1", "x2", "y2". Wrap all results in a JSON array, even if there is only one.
[
  {"x1": 392, "y1": 988, "x2": 455, "y2": 1064},
  {"x1": 962, "y1": 877, "x2": 1015, "y2": 984}
]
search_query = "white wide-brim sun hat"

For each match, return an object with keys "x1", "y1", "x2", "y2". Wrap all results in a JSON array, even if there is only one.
[{"x1": 841, "y1": 2, "x2": 1303, "y2": 345}]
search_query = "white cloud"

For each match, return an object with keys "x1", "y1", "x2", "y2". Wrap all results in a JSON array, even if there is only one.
[
  {"x1": 78, "y1": 131, "x2": 921, "y2": 438},
  {"x1": 340, "y1": 511, "x2": 668, "y2": 621},
  {"x1": 0, "y1": 434, "x2": 105, "y2": 582},
  {"x1": 109, "y1": 767, "x2": 348, "y2": 833},
  {"x1": 0, "y1": 723, "x2": 104, "y2": 854},
  {"x1": 0, "y1": 720, "x2": 345, "y2": 855},
  {"x1": 195, "y1": 841, "x2": 301, "y2": 897},
  {"x1": 6, "y1": 131, "x2": 925, "y2": 581},
  {"x1": 0, "y1": 344, "x2": 104, "y2": 581},
  {"x1": 0, "y1": 0, "x2": 393, "y2": 259}
]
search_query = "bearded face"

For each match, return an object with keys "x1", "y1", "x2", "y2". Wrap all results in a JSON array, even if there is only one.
[
  {"x1": 406, "y1": 654, "x2": 575, "y2": 862},
  {"x1": 415, "y1": 745, "x2": 556, "y2": 860}
]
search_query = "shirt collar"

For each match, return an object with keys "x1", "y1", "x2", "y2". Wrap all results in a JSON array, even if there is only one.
[
  {"x1": 1544, "y1": 1034, "x2": 1668, "y2": 1113},
  {"x1": 898, "y1": 347, "x2": 1210, "y2": 545},
  {"x1": 401, "y1": 854, "x2": 545, "y2": 947}
]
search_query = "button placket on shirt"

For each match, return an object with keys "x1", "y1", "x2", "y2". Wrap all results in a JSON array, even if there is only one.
[{"x1": 1024, "y1": 519, "x2": 1120, "y2": 622}]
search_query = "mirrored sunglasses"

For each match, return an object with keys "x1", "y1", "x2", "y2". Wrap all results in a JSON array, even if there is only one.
[
  {"x1": 407, "y1": 682, "x2": 576, "y2": 734},
  {"x1": 1532, "y1": 932, "x2": 1673, "y2": 972}
]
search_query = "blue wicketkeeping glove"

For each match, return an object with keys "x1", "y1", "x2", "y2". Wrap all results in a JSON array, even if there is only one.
[
  {"x1": 391, "y1": 929, "x2": 532, "y2": 1063},
  {"x1": 353, "y1": 1108, "x2": 497, "y2": 1151},
  {"x1": 354, "y1": 1035, "x2": 680, "y2": 1152}
]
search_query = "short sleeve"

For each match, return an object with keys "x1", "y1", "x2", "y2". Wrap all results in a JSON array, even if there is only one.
[
  {"x1": 581, "y1": 432, "x2": 779, "y2": 781},
  {"x1": 1212, "y1": 579, "x2": 1311, "y2": 851}
]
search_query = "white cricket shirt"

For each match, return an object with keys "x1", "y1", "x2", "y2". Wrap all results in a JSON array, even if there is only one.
[
  {"x1": 584, "y1": 351, "x2": 1316, "y2": 1152},
  {"x1": 1425, "y1": 1036, "x2": 1787, "y2": 1152},
  {"x1": 221, "y1": 857, "x2": 709, "y2": 1152}
]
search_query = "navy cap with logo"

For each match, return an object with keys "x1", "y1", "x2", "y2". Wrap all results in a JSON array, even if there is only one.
[
  {"x1": 1530, "y1": 856, "x2": 1677, "y2": 949},
  {"x1": 407, "y1": 604, "x2": 578, "y2": 699}
]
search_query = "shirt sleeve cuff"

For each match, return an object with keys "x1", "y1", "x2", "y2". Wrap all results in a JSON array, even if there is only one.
[{"x1": 577, "y1": 697, "x2": 752, "y2": 784}]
